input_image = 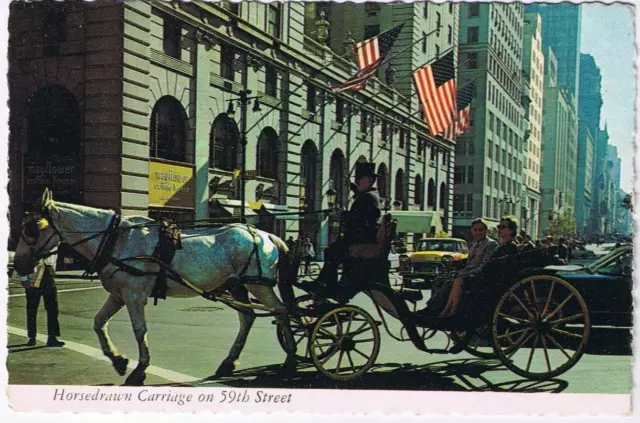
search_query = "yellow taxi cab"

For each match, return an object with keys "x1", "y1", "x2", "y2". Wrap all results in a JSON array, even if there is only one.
[{"x1": 399, "y1": 237, "x2": 468, "y2": 287}]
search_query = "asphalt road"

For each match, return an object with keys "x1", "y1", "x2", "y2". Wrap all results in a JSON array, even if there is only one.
[{"x1": 6, "y1": 268, "x2": 632, "y2": 394}]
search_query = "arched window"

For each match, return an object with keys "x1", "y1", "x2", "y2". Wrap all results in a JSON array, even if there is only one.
[
  {"x1": 150, "y1": 96, "x2": 188, "y2": 162},
  {"x1": 376, "y1": 163, "x2": 388, "y2": 200},
  {"x1": 427, "y1": 178, "x2": 436, "y2": 207},
  {"x1": 27, "y1": 85, "x2": 81, "y2": 157},
  {"x1": 394, "y1": 169, "x2": 405, "y2": 203},
  {"x1": 329, "y1": 149, "x2": 346, "y2": 208},
  {"x1": 439, "y1": 182, "x2": 447, "y2": 209},
  {"x1": 301, "y1": 140, "x2": 319, "y2": 211},
  {"x1": 210, "y1": 114, "x2": 239, "y2": 171},
  {"x1": 414, "y1": 175, "x2": 423, "y2": 206},
  {"x1": 256, "y1": 127, "x2": 279, "y2": 180}
]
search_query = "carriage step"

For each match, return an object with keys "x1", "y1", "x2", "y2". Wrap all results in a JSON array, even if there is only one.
[
  {"x1": 403, "y1": 280, "x2": 432, "y2": 290},
  {"x1": 394, "y1": 288, "x2": 424, "y2": 302}
]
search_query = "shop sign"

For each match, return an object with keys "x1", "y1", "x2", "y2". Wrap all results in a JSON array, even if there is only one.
[
  {"x1": 149, "y1": 161, "x2": 195, "y2": 208},
  {"x1": 23, "y1": 156, "x2": 81, "y2": 202}
]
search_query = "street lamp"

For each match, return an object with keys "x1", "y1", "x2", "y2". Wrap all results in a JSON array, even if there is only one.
[{"x1": 226, "y1": 89, "x2": 263, "y2": 222}]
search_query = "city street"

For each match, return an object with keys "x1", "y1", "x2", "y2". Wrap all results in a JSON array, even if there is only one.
[{"x1": 6, "y1": 262, "x2": 631, "y2": 394}]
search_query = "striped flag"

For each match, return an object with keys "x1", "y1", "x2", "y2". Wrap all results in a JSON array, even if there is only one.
[
  {"x1": 412, "y1": 51, "x2": 456, "y2": 136},
  {"x1": 331, "y1": 23, "x2": 404, "y2": 92},
  {"x1": 444, "y1": 79, "x2": 476, "y2": 139}
]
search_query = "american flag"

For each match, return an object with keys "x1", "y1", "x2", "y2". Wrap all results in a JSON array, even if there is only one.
[
  {"x1": 331, "y1": 23, "x2": 404, "y2": 92},
  {"x1": 443, "y1": 79, "x2": 476, "y2": 139},
  {"x1": 412, "y1": 51, "x2": 456, "y2": 136}
]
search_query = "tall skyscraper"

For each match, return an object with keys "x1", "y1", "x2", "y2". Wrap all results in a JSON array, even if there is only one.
[
  {"x1": 525, "y1": 3, "x2": 582, "y2": 103},
  {"x1": 577, "y1": 54, "x2": 603, "y2": 235},
  {"x1": 593, "y1": 125, "x2": 611, "y2": 233},
  {"x1": 608, "y1": 145, "x2": 622, "y2": 231},
  {"x1": 453, "y1": 2, "x2": 526, "y2": 237},
  {"x1": 521, "y1": 12, "x2": 544, "y2": 237},
  {"x1": 539, "y1": 45, "x2": 579, "y2": 235}
]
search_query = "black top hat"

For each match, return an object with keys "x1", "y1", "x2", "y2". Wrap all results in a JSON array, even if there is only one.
[{"x1": 355, "y1": 162, "x2": 379, "y2": 179}]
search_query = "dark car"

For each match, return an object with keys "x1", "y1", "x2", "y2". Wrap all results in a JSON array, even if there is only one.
[{"x1": 545, "y1": 245, "x2": 633, "y2": 327}]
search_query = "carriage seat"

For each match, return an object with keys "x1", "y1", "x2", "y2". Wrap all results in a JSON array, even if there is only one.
[{"x1": 346, "y1": 214, "x2": 397, "y2": 260}]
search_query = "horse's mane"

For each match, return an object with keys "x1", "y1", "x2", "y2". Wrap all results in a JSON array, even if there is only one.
[
  {"x1": 55, "y1": 201, "x2": 113, "y2": 217},
  {"x1": 54, "y1": 201, "x2": 155, "y2": 229}
]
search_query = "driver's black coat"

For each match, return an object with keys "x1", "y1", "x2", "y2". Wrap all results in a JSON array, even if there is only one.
[{"x1": 342, "y1": 188, "x2": 381, "y2": 245}]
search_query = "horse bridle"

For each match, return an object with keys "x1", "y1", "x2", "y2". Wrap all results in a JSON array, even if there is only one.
[
  {"x1": 20, "y1": 215, "x2": 63, "y2": 263},
  {"x1": 22, "y1": 208, "x2": 121, "y2": 270}
]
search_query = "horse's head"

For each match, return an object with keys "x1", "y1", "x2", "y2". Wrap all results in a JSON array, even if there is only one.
[{"x1": 13, "y1": 188, "x2": 62, "y2": 276}]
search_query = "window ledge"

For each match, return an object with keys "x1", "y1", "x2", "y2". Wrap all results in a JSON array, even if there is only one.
[
  {"x1": 256, "y1": 92, "x2": 282, "y2": 109},
  {"x1": 210, "y1": 73, "x2": 243, "y2": 92},
  {"x1": 331, "y1": 121, "x2": 346, "y2": 132},
  {"x1": 150, "y1": 49, "x2": 193, "y2": 77},
  {"x1": 301, "y1": 108, "x2": 319, "y2": 123}
]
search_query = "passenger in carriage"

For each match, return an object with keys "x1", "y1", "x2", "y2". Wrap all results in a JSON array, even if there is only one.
[
  {"x1": 520, "y1": 233, "x2": 536, "y2": 252},
  {"x1": 306, "y1": 162, "x2": 381, "y2": 300},
  {"x1": 423, "y1": 216, "x2": 520, "y2": 319},
  {"x1": 420, "y1": 218, "x2": 498, "y2": 317}
]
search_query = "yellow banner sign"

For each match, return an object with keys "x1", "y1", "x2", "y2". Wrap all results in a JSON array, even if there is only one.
[{"x1": 149, "y1": 161, "x2": 195, "y2": 208}]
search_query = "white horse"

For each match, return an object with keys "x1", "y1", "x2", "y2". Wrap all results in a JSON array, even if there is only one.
[{"x1": 13, "y1": 189, "x2": 297, "y2": 385}]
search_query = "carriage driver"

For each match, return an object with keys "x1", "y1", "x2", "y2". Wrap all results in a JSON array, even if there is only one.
[{"x1": 306, "y1": 162, "x2": 381, "y2": 301}]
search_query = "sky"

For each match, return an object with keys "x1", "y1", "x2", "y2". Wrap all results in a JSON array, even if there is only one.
[{"x1": 580, "y1": 3, "x2": 636, "y2": 192}]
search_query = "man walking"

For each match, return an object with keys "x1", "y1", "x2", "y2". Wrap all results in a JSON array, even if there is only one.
[{"x1": 22, "y1": 250, "x2": 65, "y2": 347}]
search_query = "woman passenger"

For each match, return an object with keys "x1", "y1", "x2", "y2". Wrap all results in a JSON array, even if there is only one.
[{"x1": 439, "y1": 215, "x2": 520, "y2": 317}]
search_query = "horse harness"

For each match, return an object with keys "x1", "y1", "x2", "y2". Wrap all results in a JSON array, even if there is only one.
[{"x1": 34, "y1": 212, "x2": 273, "y2": 305}]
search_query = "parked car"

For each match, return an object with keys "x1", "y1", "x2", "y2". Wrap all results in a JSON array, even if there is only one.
[
  {"x1": 571, "y1": 245, "x2": 596, "y2": 259},
  {"x1": 399, "y1": 237, "x2": 469, "y2": 287},
  {"x1": 544, "y1": 244, "x2": 633, "y2": 327}
]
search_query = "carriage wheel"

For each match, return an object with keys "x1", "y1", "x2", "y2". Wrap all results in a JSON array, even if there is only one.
[
  {"x1": 309, "y1": 305, "x2": 380, "y2": 381},
  {"x1": 276, "y1": 295, "x2": 336, "y2": 363},
  {"x1": 492, "y1": 275, "x2": 590, "y2": 380},
  {"x1": 451, "y1": 325, "x2": 497, "y2": 359}
]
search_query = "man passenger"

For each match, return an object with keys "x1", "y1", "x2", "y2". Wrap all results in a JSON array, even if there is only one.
[{"x1": 420, "y1": 218, "x2": 498, "y2": 316}]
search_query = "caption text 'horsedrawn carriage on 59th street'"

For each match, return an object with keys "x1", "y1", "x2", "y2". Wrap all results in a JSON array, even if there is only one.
[{"x1": 13, "y1": 188, "x2": 590, "y2": 385}]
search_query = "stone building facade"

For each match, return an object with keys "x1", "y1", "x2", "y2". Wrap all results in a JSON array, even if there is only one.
[
  {"x1": 521, "y1": 12, "x2": 544, "y2": 237},
  {"x1": 453, "y1": 2, "x2": 526, "y2": 237},
  {"x1": 8, "y1": 1, "x2": 455, "y2": 253}
]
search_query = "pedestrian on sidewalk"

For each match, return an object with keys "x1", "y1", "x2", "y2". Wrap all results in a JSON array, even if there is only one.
[
  {"x1": 302, "y1": 237, "x2": 315, "y2": 275},
  {"x1": 21, "y1": 249, "x2": 65, "y2": 348}
]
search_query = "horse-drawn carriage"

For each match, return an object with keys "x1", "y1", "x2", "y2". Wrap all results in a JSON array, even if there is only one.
[
  {"x1": 14, "y1": 189, "x2": 590, "y2": 385},
  {"x1": 277, "y1": 214, "x2": 590, "y2": 382}
]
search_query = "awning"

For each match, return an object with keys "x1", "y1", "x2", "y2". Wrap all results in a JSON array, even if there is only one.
[
  {"x1": 251, "y1": 201, "x2": 301, "y2": 220},
  {"x1": 389, "y1": 211, "x2": 443, "y2": 234},
  {"x1": 209, "y1": 198, "x2": 259, "y2": 219}
]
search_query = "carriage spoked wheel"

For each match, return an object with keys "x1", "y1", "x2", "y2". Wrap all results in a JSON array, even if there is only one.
[
  {"x1": 491, "y1": 275, "x2": 590, "y2": 380},
  {"x1": 276, "y1": 294, "x2": 336, "y2": 363},
  {"x1": 309, "y1": 305, "x2": 381, "y2": 381}
]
